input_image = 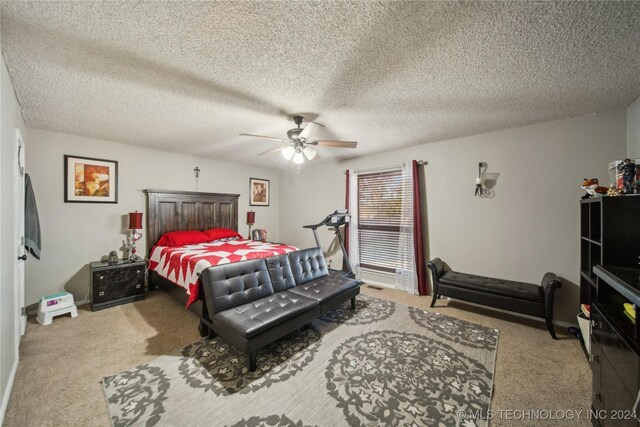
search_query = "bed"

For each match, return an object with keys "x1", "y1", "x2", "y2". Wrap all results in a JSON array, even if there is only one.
[{"x1": 144, "y1": 189, "x2": 297, "y2": 337}]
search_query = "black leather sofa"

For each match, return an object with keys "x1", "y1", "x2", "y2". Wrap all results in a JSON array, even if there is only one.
[
  {"x1": 427, "y1": 257, "x2": 562, "y2": 339},
  {"x1": 201, "y1": 247, "x2": 361, "y2": 371}
]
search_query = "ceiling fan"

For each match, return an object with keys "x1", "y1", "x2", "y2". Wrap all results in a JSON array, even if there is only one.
[{"x1": 240, "y1": 115, "x2": 357, "y2": 164}]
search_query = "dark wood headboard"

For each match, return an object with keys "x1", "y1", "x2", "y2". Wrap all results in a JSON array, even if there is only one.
[{"x1": 144, "y1": 189, "x2": 239, "y2": 254}]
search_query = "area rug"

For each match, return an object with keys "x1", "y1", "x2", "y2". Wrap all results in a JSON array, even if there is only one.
[{"x1": 103, "y1": 295, "x2": 499, "y2": 427}]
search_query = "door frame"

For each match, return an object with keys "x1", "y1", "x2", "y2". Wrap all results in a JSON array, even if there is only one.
[{"x1": 15, "y1": 129, "x2": 26, "y2": 340}]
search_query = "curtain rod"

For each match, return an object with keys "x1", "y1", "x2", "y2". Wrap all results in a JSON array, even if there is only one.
[{"x1": 343, "y1": 161, "x2": 427, "y2": 174}]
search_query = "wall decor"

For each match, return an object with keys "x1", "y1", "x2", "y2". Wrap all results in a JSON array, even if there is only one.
[
  {"x1": 64, "y1": 155, "x2": 118, "y2": 203},
  {"x1": 249, "y1": 177, "x2": 270, "y2": 206}
]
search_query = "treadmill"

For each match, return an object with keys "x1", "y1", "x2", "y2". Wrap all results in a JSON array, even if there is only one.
[{"x1": 304, "y1": 209, "x2": 354, "y2": 278}]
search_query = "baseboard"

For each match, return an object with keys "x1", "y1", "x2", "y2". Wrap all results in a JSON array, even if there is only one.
[
  {"x1": 439, "y1": 297, "x2": 576, "y2": 328},
  {"x1": 0, "y1": 357, "x2": 18, "y2": 425}
]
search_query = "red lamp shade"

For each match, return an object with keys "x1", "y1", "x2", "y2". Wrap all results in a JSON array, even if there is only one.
[
  {"x1": 128, "y1": 211, "x2": 143, "y2": 230},
  {"x1": 246, "y1": 211, "x2": 255, "y2": 225}
]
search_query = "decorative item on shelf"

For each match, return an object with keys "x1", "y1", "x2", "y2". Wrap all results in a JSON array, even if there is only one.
[
  {"x1": 609, "y1": 159, "x2": 640, "y2": 193},
  {"x1": 624, "y1": 303, "x2": 636, "y2": 323},
  {"x1": 246, "y1": 210, "x2": 255, "y2": 239},
  {"x1": 581, "y1": 178, "x2": 608, "y2": 199},
  {"x1": 128, "y1": 211, "x2": 143, "y2": 261},
  {"x1": 606, "y1": 186, "x2": 624, "y2": 197},
  {"x1": 194, "y1": 166, "x2": 200, "y2": 190},
  {"x1": 107, "y1": 250, "x2": 119, "y2": 265},
  {"x1": 618, "y1": 159, "x2": 637, "y2": 194}
]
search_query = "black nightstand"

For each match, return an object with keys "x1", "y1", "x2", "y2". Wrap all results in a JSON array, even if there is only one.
[{"x1": 90, "y1": 259, "x2": 146, "y2": 311}]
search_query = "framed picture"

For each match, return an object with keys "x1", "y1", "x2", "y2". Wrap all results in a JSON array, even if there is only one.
[
  {"x1": 64, "y1": 154, "x2": 118, "y2": 203},
  {"x1": 251, "y1": 229, "x2": 267, "y2": 242},
  {"x1": 250, "y1": 177, "x2": 270, "y2": 206}
]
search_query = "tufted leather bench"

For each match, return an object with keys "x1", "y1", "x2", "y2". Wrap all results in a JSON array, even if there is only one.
[
  {"x1": 427, "y1": 257, "x2": 562, "y2": 339},
  {"x1": 201, "y1": 247, "x2": 360, "y2": 371}
]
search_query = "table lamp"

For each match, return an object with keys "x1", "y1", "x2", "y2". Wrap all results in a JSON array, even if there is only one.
[
  {"x1": 247, "y1": 211, "x2": 255, "y2": 239},
  {"x1": 128, "y1": 211, "x2": 143, "y2": 261}
]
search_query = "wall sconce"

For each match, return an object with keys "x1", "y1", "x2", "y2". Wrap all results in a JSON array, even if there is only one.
[
  {"x1": 474, "y1": 162, "x2": 487, "y2": 196},
  {"x1": 194, "y1": 166, "x2": 200, "y2": 190},
  {"x1": 246, "y1": 211, "x2": 255, "y2": 239},
  {"x1": 128, "y1": 211, "x2": 143, "y2": 261},
  {"x1": 475, "y1": 162, "x2": 499, "y2": 198}
]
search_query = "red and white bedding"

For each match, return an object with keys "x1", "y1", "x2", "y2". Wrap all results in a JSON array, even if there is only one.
[{"x1": 149, "y1": 239, "x2": 298, "y2": 307}]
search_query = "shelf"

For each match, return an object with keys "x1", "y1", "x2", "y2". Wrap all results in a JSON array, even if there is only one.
[
  {"x1": 580, "y1": 271, "x2": 596, "y2": 283},
  {"x1": 595, "y1": 302, "x2": 639, "y2": 356},
  {"x1": 580, "y1": 236, "x2": 602, "y2": 245},
  {"x1": 594, "y1": 266, "x2": 640, "y2": 306}
]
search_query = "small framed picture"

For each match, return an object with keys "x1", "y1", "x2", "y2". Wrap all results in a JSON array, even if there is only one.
[
  {"x1": 250, "y1": 177, "x2": 270, "y2": 206},
  {"x1": 64, "y1": 155, "x2": 118, "y2": 203},
  {"x1": 252, "y1": 229, "x2": 267, "y2": 242}
]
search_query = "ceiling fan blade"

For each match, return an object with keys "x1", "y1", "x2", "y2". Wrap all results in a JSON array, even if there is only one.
[
  {"x1": 240, "y1": 133, "x2": 287, "y2": 143},
  {"x1": 257, "y1": 145, "x2": 288, "y2": 156},
  {"x1": 312, "y1": 140, "x2": 358, "y2": 148},
  {"x1": 298, "y1": 121, "x2": 325, "y2": 140}
]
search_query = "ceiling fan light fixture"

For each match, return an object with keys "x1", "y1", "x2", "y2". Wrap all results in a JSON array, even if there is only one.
[
  {"x1": 281, "y1": 146, "x2": 295, "y2": 160},
  {"x1": 292, "y1": 151, "x2": 305, "y2": 164},
  {"x1": 302, "y1": 146, "x2": 316, "y2": 160}
]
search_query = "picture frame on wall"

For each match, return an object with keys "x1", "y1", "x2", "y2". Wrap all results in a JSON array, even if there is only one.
[
  {"x1": 64, "y1": 154, "x2": 118, "y2": 203},
  {"x1": 250, "y1": 177, "x2": 270, "y2": 206}
]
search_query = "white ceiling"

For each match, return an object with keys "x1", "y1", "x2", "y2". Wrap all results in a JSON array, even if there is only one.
[{"x1": 1, "y1": 1, "x2": 639, "y2": 168}]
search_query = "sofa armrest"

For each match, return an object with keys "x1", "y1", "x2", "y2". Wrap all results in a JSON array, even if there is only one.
[
  {"x1": 541, "y1": 272, "x2": 562, "y2": 331},
  {"x1": 427, "y1": 258, "x2": 444, "y2": 279},
  {"x1": 541, "y1": 272, "x2": 562, "y2": 295}
]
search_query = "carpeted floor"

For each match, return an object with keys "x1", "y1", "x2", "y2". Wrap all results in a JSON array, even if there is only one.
[
  {"x1": 103, "y1": 294, "x2": 499, "y2": 426},
  {"x1": 3, "y1": 285, "x2": 591, "y2": 426}
]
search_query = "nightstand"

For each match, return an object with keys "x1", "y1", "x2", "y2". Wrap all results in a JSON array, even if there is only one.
[{"x1": 90, "y1": 259, "x2": 146, "y2": 311}]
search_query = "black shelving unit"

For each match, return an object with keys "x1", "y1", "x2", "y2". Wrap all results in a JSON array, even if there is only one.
[
  {"x1": 580, "y1": 197, "x2": 640, "y2": 309},
  {"x1": 579, "y1": 196, "x2": 640, "y2": 427},
  {"x1": 592, "y1": 266, "x2": 640, "y2": 427}
]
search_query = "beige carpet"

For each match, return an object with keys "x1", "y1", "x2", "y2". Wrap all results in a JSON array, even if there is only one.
[
  {"x1": 3, "y1": 286, "x2": 590, "y2": 426},
  {"x1": 103, "y1": 294, "x2": 498, "y2": 426}
]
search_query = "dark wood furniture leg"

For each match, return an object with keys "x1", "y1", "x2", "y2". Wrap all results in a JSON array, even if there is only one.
[
  {"x1": 351, "y1": 296, "x2": 356, "y2": 309},
  {"x1": 545, "y1": 316, "x2": 557, "y2": 340},
  {"x1": 249, "y1": 350, "x2": 257, "y2": 372},
  {"x1": 430, "y1": 293, "x2": 439, "y2": 307}
]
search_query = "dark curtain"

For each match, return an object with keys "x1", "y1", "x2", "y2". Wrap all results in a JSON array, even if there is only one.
[
  {"x1": 412, "y1": 160, "x2": 428, "y2": 295},
  {"x1": 343, "y1": 170, "x2": 350, "y2": 270}
]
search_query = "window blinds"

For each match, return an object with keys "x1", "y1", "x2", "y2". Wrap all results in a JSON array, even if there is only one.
[{"x1": 357, "y1": 169, "x2": 412, "y2": 273}]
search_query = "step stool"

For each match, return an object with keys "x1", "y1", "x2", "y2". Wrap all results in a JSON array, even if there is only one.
[{"x1": 37, "y1": 292, "x2": 78, "y2": 325}]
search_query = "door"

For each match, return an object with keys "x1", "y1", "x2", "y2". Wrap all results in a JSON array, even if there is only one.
[{"x1": 15, "y1": 129, "x2": 26, "y2": 337}]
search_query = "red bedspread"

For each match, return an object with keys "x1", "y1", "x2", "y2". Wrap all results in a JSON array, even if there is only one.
[{"x1": 148, "y1": 239, "x2": 298, "y2": 307}]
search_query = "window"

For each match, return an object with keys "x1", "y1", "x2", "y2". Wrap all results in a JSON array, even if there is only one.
[{"x1": 357, "y1": 168, "x2": 412, "y2": 273}]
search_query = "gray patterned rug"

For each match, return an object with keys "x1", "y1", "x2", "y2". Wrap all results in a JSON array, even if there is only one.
[{"x1": 103, "y1": 295, "x2": 498, "y2": 427}]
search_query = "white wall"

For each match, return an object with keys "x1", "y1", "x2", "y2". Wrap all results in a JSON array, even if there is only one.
[
  {"x1": 627, "y1": 96, "x2": 640, "y2": 158},
  {"x1": 0, "y1": 55, "x2": 26, "y2": 423},
  {"x1": 24, "y1": 129, "x2": 280, "y2": 307},
  {"x1": 279, "y1": 109, "x2": 627, "y2": 324}
]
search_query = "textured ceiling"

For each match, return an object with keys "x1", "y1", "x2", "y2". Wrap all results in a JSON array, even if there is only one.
[{"x1": 1, "y1": 1, "x2": 639, "y2": 168}]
